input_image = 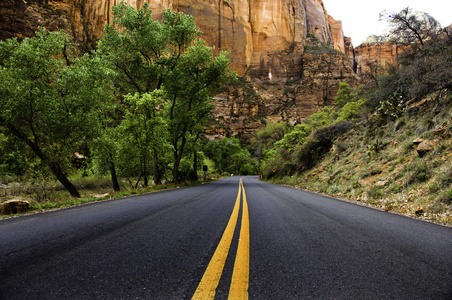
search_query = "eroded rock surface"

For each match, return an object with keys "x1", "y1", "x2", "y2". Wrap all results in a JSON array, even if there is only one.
[{"x1": 1, "y1": 0, "x2": 362, "y2": 138}]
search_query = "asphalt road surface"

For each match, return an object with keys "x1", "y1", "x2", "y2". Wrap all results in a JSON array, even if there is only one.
[{"x1": 1, "y1": 176, "x2": 451, "y2": 299}]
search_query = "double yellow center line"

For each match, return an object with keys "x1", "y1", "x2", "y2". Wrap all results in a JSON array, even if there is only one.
[{"x1": 192, "y1": 178, "x2": 250, "y2": 300}]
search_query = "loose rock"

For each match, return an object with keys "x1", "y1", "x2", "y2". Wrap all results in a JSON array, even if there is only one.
[{"x1": 1, "y1": 200, "x2": 29, "y2": 214}]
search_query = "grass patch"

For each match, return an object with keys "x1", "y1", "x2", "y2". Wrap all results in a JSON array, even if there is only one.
[{"x1": 1, "y1": 176, "x2": 221, "y2": 217}]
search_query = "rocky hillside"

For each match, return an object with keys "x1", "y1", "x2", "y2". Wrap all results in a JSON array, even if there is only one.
[
  {"x1": 0, "y1": 0, "x2": 402, "y2": 137},
  {"x1": 268, "y1": 93, "x2": 452, "y2": 225},
  {"x1": 208, "y1": 34, "x2": 359, "y2": 139}
]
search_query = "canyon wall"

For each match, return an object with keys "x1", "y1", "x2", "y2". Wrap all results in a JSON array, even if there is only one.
[
  {"x1": 354, "y1": 42, "x2": 403, "y2": 79},
  {"x1": 0, "y1": 0, "x2": 341, "y2": 78},
  {"x1": 1, "y1": 0, "x2": 362, "y2": 138}
]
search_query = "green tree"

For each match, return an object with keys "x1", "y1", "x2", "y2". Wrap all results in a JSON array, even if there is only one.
[
  {"x1": 0, "y1": 29, "x2": 115, "y2": 197},
  {"x1": 164, "y1": 38, "x2": 234, "y2": 182},
  {"x1": 337, "y1": 99, "x2": 366, "y2": 122},
  {"x1": 0, "y1": 130, "x2": 32, "y2": 175},
  {"x1": 116, "y1": 91, "x2": 170, "y2": 187},
  {"x1": 90, "y1": 126, "x2": 121, "y2": 191},
  {"x1": 97, "y1": 2, "x2": 235, "y2": 183},
  {"x1": 334, "y1": 82, "x2": 354, "y2": 108},
  {"x1": 306, "y1": 107, "x2": 336, "y2": 128},
  {"x1": 274, "y1": 124, "x2": 312, "y2": 151},
  {"x1": 204, "y1": 137, "x2": 251, "y2": 175},
  {"x1": 250, "y1": 122, "x2": 289, "y2": 170}
]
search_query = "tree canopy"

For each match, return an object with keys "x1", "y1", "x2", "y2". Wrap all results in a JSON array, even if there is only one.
[
  {"x1": 97, "y1": 2, "x2": 235, "y2": 183},
  {"x1": 0, "y1": 29, "x2": 115, "y2": 197},
  {"x1": 0, "y1": 2, "x2": 235, "y2": 195},
  {"x1": 380, "y1": 7, "x2": 441, "y2": 47}
]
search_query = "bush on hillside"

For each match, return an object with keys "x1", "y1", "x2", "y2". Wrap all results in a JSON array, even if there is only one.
[{"x1": 296, "y1": 121, "x2": 354, "y2": 171}]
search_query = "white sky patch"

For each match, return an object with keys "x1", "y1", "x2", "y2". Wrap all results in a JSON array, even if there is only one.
[{"x1": 322, "y1": 0, "x2": 452, "y2": 46}]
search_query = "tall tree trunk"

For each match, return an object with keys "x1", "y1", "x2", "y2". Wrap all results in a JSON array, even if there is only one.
[
  {"x1": 173, "y1": 135, "x2": 187, "y2": 184},
  {"x1": 108, "y1": 157, "x2": 120, "y2": 191},
  {"x1": 142, "y1": 151, "x2": 148, "y2": 187},
  {"x1": 191, "y1": 132, "x2": 201, "y2": 181},
  {"x1": 1, "y1": 118, "x2": 80, "y2": 197},
  {"x1": 49, "y1": 162, "x2": 81, "y2": 198},
  {"x1": 144, "y1": 172, "x2": 148, "y2": 186},
  {"x1": 192, "y1": 148, "x2": 198, "y2": 181},
  {"x1": 153, "y1": 154, "x2": 161, "y2": 185},
  {"x1": 173, "y1": 155, "x2": 180, "y2": 184}
]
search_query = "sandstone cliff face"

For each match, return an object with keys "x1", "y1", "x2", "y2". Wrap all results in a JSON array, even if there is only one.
[
  {"x1": 354, "y1": 42, "x2": 403, "y2": 78},
  {"x1": 1, "y1": 0, "x2": 361, "y2": 138},
  {"x1": 327, "y1": 15, "x2": 345, "y2": 54},
  {"x1": 209, "y1": 35, "x2": 359, "y2": 139},
  {"x1": 1, "y1": 0, "x2": 335, "y2": 78}
]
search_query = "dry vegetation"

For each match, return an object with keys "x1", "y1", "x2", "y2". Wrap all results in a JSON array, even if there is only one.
[
  {"x1": 0, "y1": 174, "x2": 219, "y2": 217},
  {"x1": 269, "y1": 94, "x2": 452, "y2": 225}
]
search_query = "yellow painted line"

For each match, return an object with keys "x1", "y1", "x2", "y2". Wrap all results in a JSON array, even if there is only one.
[
  {"x1": 192, "y1": 180, "x2": 242, "y2": 300},
  {"x1": 229, "y1": 179, "x2": 250, "y2": 300}
]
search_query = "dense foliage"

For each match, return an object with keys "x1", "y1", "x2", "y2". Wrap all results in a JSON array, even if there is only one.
[
  {"x1": 0, "y1": 29, "x2": 116, "y2": 196},
  {"x1": 0, "y1": 2, "x2": 236, "y2": 196}
]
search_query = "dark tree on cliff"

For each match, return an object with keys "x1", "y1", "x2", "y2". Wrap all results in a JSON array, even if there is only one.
[
  {"x1": 97, "y1": 2, "x2": 235, "y2": 183},
  {"x1": 0, "y1": 29, "x2": 115, "y2": 197},
  {"x1": 380, "y1": 7, "x2": 441, "y2": 47},
  {"x1": 380, "y1": 7, "x2": 451, "y2": 101}
]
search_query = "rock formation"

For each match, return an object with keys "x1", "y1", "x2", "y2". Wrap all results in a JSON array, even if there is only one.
[
  {"x1": 1, "y1": 0, "x2": 361, "y2": 138},
  {"x1": 210, "y1": 35, "x2": 358, "y2": 139},
  {"x1": 2, "y1": 0, "x2": 330, "y2": 77},
  {"x1": 1, "y1": 199, "x2": 29, "y2": 214},
  {"x1": 328, "y1": 15, "x2": 345, "y2": 54},
  {"x1": 353, "y1": 42, "x2": 404, "y2": 79}
]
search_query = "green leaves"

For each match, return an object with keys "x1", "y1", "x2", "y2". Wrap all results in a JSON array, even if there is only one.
[
  {"x1": 116, "y1": 92, "x2": 170, "y2": 183},
  {"x1": 97, "y1": 2, "x2": 234, "y2": 183},
  {"x1": 1, "y1": 2, "x2": 234, "y2": 189},
  {"x1": 0, "y1": 28, "x2": 116, "y2": 196},
  {"x1": 204, "y1": 137, "x2": 252, "y2": 175}
]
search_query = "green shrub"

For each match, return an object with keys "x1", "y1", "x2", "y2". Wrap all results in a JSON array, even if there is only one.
[
  {"x1": 296, "y1": 121, "x2": 354, "y2": 171},
  {"x1": 408, "y1": 163, "x2": 430, "y2": 185},
  {"x1": 334, "y1": 82, "x2": 354, "y2": 108},
  {"x1": 367, "y1": 186, "x2": 384, "y2": 199},
  {"x1": 390, "y1": 184, "x2": 402, "y2": 193},
  {"x1": 403, "y1": 141, "x2": 414, "y2": 153},
  {"x1": 377, "y1": 91, "x2": 408, "y2": 121},
  {"x1": 337, "y1": 99, "x2": 366, "y2": 122},
  {"x1": 439, "y1": 165, "x2": 452, "y2": 186},
  {"x1": 429, "y1": 183, "x2": 439, "y2": 194},
  {"x1": 446, "y1": 189, "x2": 452, "y2": 203},
  {"x1": 438, "y1": 189, "x2": 452, "y2": 205}
]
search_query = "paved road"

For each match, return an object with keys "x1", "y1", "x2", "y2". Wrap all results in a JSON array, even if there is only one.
[{"x1": 1, "y1": 176, "x2": 451, "y2": 299}]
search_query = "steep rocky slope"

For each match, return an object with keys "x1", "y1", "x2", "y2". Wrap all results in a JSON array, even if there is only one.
[
  {"x1": 208, "y1": 35, "x2": 358, "y2": 139},
  {"x1": 269, "y1": 94, "x2": 452, "y2": 225}
]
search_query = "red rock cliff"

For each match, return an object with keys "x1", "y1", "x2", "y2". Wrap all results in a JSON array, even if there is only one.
[
  {"x1": 1, "y1": 0, "x2": 342, "y2": 77},
  {"x1": 0, "y1": 0, "x2": 361, "y2": 137}
]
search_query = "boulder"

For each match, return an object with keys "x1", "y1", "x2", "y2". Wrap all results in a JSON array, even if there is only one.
[
  {"x1": 413, "y1": 138, "x2": 424, "y2": 145},
  {"x1": 375, "y1": 180, "x2": 389, "y2": 187},
  {"x1": 1, "y1": 200, "x2": 29, "y2": 214},
  {"x1": 416, "y1": 140, "x2": 437, "y2": 157}
]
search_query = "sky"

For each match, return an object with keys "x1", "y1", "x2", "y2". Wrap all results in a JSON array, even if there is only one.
[{"x1": 321, "y1": 0, "x2": 452, "y2": 45}]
